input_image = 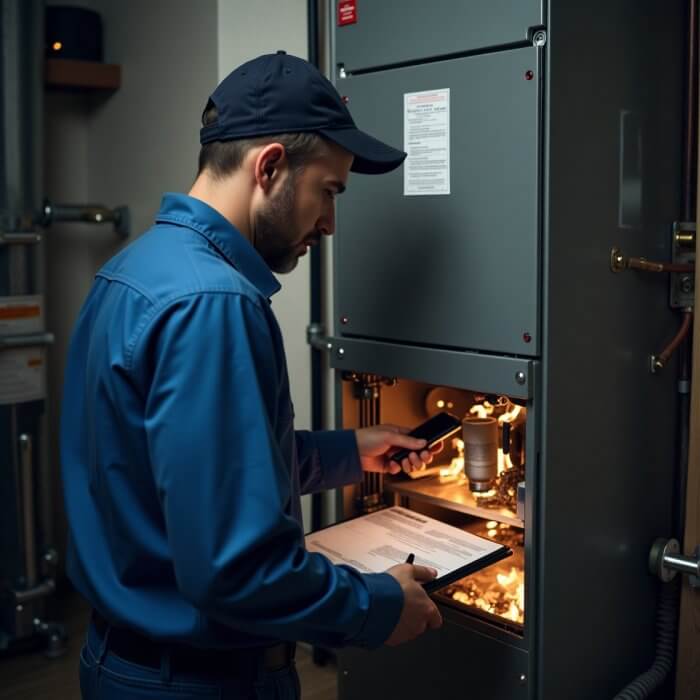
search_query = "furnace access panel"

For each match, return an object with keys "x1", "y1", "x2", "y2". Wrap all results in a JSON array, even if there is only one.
[{"x1": 335, "y1": 15, "x2": 542, "y2": 357}]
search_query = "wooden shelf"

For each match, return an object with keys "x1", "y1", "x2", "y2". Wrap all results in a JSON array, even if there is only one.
[{"x1": 45, "y1": 58, "x2": 121, "y2": 91}]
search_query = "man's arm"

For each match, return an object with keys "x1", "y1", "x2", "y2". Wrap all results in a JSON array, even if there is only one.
[
  {"x1": 137, "y1": 291, "x2": 403, "y2": 648},
  {"x1": 295, "y1": 430, "x2": 363, "y2": 494},
  {"x1": 296, "y1": 426, "x2": 441, "y2": 494}
]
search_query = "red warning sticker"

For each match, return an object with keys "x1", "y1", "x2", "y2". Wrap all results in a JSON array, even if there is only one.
[{"x1": 338, "y1": 0, "x2": 357, "y2": 26}]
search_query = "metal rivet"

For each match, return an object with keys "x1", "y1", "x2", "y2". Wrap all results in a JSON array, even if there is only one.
[
  {"x1": 515, "y1": 371, "x2": 526, "y2": 385},
  {"x1": 340, "y1": 316, "x2": 349, "y2": 325},
  {"x1": 519, "y1": 673, "x2": 527, "y2": 684},
  {"x1": 337, "y1": 347, "x2": 345, "y2": 358}
]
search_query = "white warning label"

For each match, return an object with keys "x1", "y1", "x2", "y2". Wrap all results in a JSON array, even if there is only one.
[
  {"x1": 404, "y1": 88, "x2": 450, "y2": 196},
  {"x1": 0, "y1": 348, "x2": 45, "y2": 405},
  {"x1": 0, "y1": 295, "x2": 43, "y2": 335}
]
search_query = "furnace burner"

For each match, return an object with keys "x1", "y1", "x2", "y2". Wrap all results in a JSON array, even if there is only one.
[{"x1": 437, "y1": 523, "x2": 525, "y2": 632}]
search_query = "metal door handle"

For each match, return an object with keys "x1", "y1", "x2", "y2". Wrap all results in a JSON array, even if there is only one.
[
  {"x1": 18, "y1": 434, "x2": 37, "y2": 587},
  {"x1": 649, "y1": 538, "x2": 700, "y2": 587}
]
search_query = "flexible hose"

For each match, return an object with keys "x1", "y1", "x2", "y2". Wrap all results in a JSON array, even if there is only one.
[{"x1": 613, "y1": 581, "x2": 679, "y2": 699}]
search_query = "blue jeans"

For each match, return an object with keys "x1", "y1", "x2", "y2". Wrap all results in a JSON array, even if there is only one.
[{"x1": 79, "y1": 622, "x2": 301, "y2": 700}]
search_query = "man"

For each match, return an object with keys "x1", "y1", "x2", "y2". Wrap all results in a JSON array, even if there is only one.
[{"x1": 62, "y1": 52, "x2": 442, "y2": 700}]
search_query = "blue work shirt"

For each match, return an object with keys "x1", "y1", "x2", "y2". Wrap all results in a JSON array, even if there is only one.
[{"x1": 61, "y1": 193, "x2": 403, "y2": 650}]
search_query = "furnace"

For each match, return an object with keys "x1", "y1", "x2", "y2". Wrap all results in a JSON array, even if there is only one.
[{"x1": 313, "y1": 2, "x2": 686, "y2": 698}]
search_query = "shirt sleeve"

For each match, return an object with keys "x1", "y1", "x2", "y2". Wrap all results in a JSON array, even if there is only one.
[
  {"x1": 295, "y1": 430, "x2": 363, "y2": 494},
  {"x1": 138, "y1": 292, "x2": 403, "y2": 649}
]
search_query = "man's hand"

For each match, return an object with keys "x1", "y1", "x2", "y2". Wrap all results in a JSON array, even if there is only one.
[
  {"x1": 384, "y1": 563, "x2": 443, "y2": 646},
  {"x1": 356, "y1": 424, "x2": 443, "y2": 475}
]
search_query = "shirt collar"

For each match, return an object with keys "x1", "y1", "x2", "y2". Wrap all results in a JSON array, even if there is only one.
[{"x1": 155, "y1": 192, "x2": 281, "y2": 299}]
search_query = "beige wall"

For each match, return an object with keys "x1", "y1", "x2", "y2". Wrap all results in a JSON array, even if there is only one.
[
  {"x1": 217, "y1": 0, "x2": 313, "y2": 526},
  {"x1": 216, "y1": 0, "x2": 311, "y2": 433}
]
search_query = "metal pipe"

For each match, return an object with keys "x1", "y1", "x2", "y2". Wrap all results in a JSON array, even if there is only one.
[
  {"x1": 653, "y1": 311, "x2": 693, "y2": 372},
  {"x1": 626, "y1": 257, "x2": 694, "y2": 273},
  {"x1": 18, "y1": 434, "x2": 37, "y2": 588},
  {"x1": 306, "y1": 322, "x2": 332, "y2": 351},
  {"x1": 44, "y1": 202, "x2": 114, "y2": 225},
  {"x1": 41, "y1": 200, "x2": 130, "y2": 238},
  {"x1": 663, "y1": 552, "x2": 699, "y2": 577},
  {"x1": 308, "y1": 0, "x2": 324, "y2": 537},
  {"x1": 13, "y1": 579, "x2": 55, "y2": 604}
]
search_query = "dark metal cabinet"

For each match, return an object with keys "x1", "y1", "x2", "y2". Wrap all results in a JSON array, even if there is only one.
[{"x1": 329, "y1": 0, "x2": 685, "y2": 698}]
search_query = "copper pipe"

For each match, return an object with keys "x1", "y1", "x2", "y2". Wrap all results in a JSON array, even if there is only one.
[
  {"x1": 655, "y1": 311, "x2": 693, "y2": 370},
  {"x1": 627, "y1": 257, "x2": 695, "y2": 273}
]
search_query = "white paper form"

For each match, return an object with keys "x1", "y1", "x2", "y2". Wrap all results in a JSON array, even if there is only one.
[
  {"x1": 404, "y1": 88, "x2": 450, "y2": 196},
  {"x1": 306, "y1": 506, "x2": 503, "y2": 577}
]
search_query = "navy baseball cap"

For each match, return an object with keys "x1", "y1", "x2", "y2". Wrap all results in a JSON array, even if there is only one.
[{"x1": 199, "y1": 51, "x2": 406, "y2": 175}]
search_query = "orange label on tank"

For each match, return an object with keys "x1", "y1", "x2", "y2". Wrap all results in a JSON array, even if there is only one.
[{"x1": 0, "y1": 305, "x2": 41, "y2": 320}]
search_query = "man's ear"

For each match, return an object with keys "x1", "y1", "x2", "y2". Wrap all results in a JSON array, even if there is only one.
[{"x1": 254, "y1": 143, "x2": 287, "y2": 193}]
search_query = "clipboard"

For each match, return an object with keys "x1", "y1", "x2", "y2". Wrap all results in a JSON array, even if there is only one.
[{"x1": 305, "y1": 506, "x2": 512, "y2": 593}]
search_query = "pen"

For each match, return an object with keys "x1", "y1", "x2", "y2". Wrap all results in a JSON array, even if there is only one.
[{"x1": 406, "y1": 553, "x2": 415, "y2": 564}]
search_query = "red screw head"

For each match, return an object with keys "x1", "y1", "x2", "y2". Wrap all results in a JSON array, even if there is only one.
[
  {"x1": 525, "y1": 70, "x2": 534, "y2": 80},
  {"x1": 523, "y1": 332, "x2": 532, "y2": 343},
  {"x1": 342, "y1": 96, "x2": 349, "y2": 104}
]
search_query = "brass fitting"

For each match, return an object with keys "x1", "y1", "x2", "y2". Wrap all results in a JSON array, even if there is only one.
[
  {"x1": 674, "y1": 229, "x2": 696, "y2": 248},
  {"x1": 610, "y1": 247, "x2": 627, "y2": 272}
]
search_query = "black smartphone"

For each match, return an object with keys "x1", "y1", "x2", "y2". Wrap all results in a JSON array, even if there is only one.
[{"x1": 389, "y1": 412, "x2": 462, "y2": 464}]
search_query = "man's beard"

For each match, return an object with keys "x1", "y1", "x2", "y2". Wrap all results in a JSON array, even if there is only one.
[{"x1": 253, "y1": 175, "x2": 311, "y2": 274}]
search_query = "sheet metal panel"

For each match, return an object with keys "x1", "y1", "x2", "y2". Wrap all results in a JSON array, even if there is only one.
[
  {"x1": 335, "y1": 47, "x2": 541, "y2": 356},
  {"x1": 338, "y1": 616, "x2": 528, "y2": 700},
  {"x1": 329, "y1": 336, "x2": 536, "y2": 400},
  {"x1": 335, "y1": 0, "x2": 543, "y2": 73}
]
